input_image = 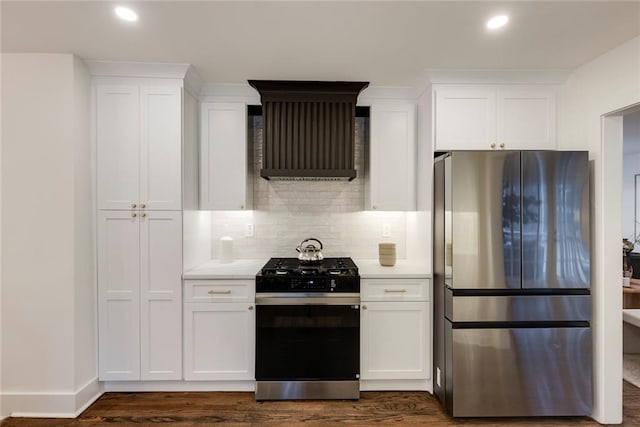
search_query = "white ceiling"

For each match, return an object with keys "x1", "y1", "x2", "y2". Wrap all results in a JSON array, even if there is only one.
[{"x1": 2, "y1": 1, "x2": 640, "y2": 87}]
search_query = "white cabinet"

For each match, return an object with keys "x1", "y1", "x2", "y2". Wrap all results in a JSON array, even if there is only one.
[
  {"x1": 200, "y1": 102, "x2": 251, "y2": 210},
  {"x1": 361, "y1": 301, "x2": 429, "y2": 380},
  {"x1": 183, "y1": 280, "x2": 255, "y2": 381},
  {"x1": 97, "y1": 84, "x2": 182, "y2": 210},
  {"x1": 98, "y1": 210, "x2": 183, "y2": 381},
  {"x1": 434, "y1": 85, "x2": 556, "y2": 151},
  {"x1": 369, "y1": 103, "x2": 416, "y2": 211},
  {"x1": 360, "y1": 278, "x2": 431, "y2": 387}
]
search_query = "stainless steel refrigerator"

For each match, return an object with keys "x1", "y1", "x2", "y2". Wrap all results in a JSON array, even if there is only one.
[{"x1": 433, "y1": 151, "x2": 592, "y2": 417}]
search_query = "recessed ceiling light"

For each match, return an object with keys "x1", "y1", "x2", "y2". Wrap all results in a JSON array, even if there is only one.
[
  {"x1": 115, "y1": 6, "x2": 138, "y2": 22},
  {"x1": 487, "y1": 15, "x2": 509, "y2": 30}
]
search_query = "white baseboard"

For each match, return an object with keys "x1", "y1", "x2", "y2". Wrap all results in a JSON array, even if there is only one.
[
  {"x1": 103, "y1": 380, "x2": 255, "y2": 392},
  {"x1": 2, "y1": 377, "x2": 104, "y2": 418},
  {"x1": 360, "y1": 379, "x2": 433, "y2": 392}
]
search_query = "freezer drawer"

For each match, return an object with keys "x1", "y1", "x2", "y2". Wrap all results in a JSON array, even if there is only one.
[
  {"x1": 445, "y1": 291, "x2": 591, "y2": 322},
  {"x1": 445, "y1": 324, "x2": 592, "y2": 417}
]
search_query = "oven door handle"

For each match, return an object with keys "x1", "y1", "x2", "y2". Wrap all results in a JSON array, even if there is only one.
[{"x1": 255, "y1": 295, "x2": 360, "y2": 306}]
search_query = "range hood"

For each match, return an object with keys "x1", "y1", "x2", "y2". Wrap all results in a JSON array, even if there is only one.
[{"x1": 248, "y1": 80, "x2": 369, "y2": 181}]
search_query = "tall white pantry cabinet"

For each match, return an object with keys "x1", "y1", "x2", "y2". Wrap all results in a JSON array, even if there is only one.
[{"x1": 95, "y1": 71, "x2": 195, "y2": 381}]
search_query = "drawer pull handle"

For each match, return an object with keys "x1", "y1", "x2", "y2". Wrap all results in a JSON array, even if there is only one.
[
  {"x1": 208, "y1": 290, "x2": 232, "y2": 295},
  {"x1": 384, "y1": 289, "x2": 407, "y2": 293}
]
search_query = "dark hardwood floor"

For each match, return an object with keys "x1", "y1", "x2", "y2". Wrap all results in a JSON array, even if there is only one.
[{"x1": 3, "y1": 381, "x2": 640, "y2": 426}]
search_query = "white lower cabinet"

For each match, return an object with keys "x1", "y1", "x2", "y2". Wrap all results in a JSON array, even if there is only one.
[
  {"x1": 98, "y1": 210, "x2": 183, "y2": 381},
  {"x1": 183, "y1": 281, "x2": 255, "y2": 381},
  {"x1": 360, "y1": 278, "x2": 431, "y2": 389},
  {"x1": 361, "y1": 301, "x2": 430, "y2": 380}
]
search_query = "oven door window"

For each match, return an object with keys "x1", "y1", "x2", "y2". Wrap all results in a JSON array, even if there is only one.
[{"x1": 256, "y1": 304, "x2": 360, "y2": 381}]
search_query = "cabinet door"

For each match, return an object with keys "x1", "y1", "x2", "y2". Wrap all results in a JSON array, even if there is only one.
[
  {"x1": 97, "y1": 85, "x2": 139, "y2": 210},
  {"x1": 184, "y1": 302, "x2": 255, "y2": 381},
  {"x1": 497, "y1": 86, "x2": 557, "y2": 150},
  {"x1": 140, "y1": 86, "x2": 183, "y2": 210},
  {"x1": 200, "y1": 102, "x2": 249, "y2": 210},
  {"x1": 434, "y1": 86, "x2": 496, "y2": 150},
  {"x1": 369, "y1": 103, "x2": 416, "y2": 211},
  {"x1": 140, "y1": 211, "x2": 183, "y2": 380},
  {"x1": 98, "y1": 211, "x2": 140, "y2": 380},
  {"x1": 361, "y1": 301, "x2": 430, "y2": 380}
]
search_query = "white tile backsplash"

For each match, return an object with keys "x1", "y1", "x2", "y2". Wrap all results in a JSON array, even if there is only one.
[{"x1": 209, "y1": 116, "x2": 410, "y2": 260}]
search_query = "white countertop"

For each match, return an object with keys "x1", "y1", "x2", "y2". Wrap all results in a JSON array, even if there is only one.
[
  {"x1": 183, "y1": 258, "x2": 430, "y2": 280},
  {"x1": 183, "y1": 259, "x2": 268, "y2": 280},
  {"x1": 354, "y1": 259, "x2": 431, "y2": 279}
]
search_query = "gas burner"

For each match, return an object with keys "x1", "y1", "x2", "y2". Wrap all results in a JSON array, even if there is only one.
[{"x1": 256, "y1": 257, "x2": 360, "y2": 293}]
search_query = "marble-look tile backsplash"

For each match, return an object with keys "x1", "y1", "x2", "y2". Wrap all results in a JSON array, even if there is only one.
[{"x1": 210, "y1": 115, "x2": 409, "y2": 260}]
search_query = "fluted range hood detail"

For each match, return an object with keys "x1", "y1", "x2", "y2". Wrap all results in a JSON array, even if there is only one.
[{"x1": 248, "y1": 80, "x2": 369, "y2": 181}]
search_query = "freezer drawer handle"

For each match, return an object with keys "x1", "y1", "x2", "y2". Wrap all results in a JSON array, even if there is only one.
[
  {"x1": 384, "y1": 288, "x2": 407, "y2": 293},
  {"x1": 208, "y1": 290, "x2": 232, "y2": 295}
]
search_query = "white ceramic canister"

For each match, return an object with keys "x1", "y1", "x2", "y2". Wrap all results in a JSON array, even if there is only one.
[{"x1": 220, "y1": 236, "x2": 234, "y2": 263}]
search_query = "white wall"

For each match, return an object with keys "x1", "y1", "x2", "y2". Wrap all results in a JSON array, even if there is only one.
[
  {"x1": 71, "y1": 57, "x2": 97, "y2": 396},
  {"x1": 1, "y1": 53, "x2": 99, "y2": 417},
  {"x1": 560, "y1": 35, "x2": 640, "y2": 424},
  {"x1": 623, "y1": 112, "x2": 640, "y2": 250}
]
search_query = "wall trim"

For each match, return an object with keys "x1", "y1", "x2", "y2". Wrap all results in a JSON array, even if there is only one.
[
  {"x1": 2, "y1": 377, "x2": 103, "y2": 418},
  {"x1": 103, "y1": 380, "x2": 255, "y2": 392},
  {"x1": 85, "y1": 60, "x2": 191, "y2": 79},
  {"x1": 200, "y1": 83, "x2": 418, "y2": 104},
  {"x1": 360, "y1": 379, "x2": 432, "y2": 392}
]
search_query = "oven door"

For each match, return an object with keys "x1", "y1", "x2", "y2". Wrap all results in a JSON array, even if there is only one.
[{"x1": 255, "y1": 295, "x2": 360, "y2": 382}]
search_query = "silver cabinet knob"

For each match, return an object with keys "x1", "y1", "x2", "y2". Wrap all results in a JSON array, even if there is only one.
[
  {"x1": 131, "y1": 212, "x2": 137, "y2": 218},
  {"x1": 131, "y1": 203, "x2": 137, "y2": 208},
  {"x1": 141, "y1": 213, "x2": 146, "y2": 218},
  {"x1": 248, "y1": 305, "x2": 254, "y2": 311},
  {"x1": 490, "y1": 143, "x2": 496, "y2": 149},
  {"x1": 500, "y1": 143, "x2": 505, "y2": 149},
  {"x1": 140, "y1": 203, "x2": 146, "y2": 209},
  {"x1": 372, "y1": 205, "x2": 377, "y2": 210},
  {"x1": 362, "y1": 305, "x2": 367, "y2": 310}
]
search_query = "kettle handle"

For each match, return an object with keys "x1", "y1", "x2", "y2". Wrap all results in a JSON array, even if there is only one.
[{"x1": 299, "y1": 237, "x2": 323, "y2": 250}]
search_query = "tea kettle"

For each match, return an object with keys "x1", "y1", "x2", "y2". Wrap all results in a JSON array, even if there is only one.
[{"x1": 296, "y1": 238, "x2": 324, "y2": 264}]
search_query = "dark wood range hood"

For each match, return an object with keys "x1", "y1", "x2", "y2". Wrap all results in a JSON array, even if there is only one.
[{"x1": 248, "y1": 80, "x2": 369, "y2": 181}]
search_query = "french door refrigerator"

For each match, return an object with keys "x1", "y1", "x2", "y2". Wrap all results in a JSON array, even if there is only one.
[{"x1": 433, "y1": 151, "x2": 592, "y2": 417}]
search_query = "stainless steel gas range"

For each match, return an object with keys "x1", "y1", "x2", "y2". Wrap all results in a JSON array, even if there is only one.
[{"x1": 254, "y1": 257, "x2": 360, "y2": 400}]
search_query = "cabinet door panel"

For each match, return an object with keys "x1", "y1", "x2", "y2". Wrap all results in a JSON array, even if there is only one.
[
  {"x1": 497, "y1": 87, "x2": 556, "y2": 149},
  {"x1": 140, "y1": 86, "x2": 182, "y2": 210},
  {"x1": 140, "y1": 211, "x2": 183, "y2": 380},
  {"x1": 98, "y1": 211, "x2": 140, "y2": 380},
  {"x1": 97, "y1": 86, "x2": 139, "y2": 210},
  {"x1": 184, "y1": 302, "x2": 255, "y2": 381},
  {"x1": 370, "y1": 103, "x2": 416, "y2": 211},
  {"x1": 435, "y1": 86, "x2": 496, "y2": 150},
  {"x1": 361, "y1": 301, "x2": 429, "y2": 380},
  {"x1": 200, "y1": 103, "x2": 249, "y2": 210}
]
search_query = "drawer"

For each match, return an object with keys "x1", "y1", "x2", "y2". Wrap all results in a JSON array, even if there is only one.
[
  {"x1": 361, "y1": 279, "x2": 429, "y2": 302},
  {"x1": 184, "y1": 280, "x2": 255, "y2": 303}
]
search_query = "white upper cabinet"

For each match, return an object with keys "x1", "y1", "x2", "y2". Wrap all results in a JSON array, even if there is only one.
[
  {"x1": 200, "y1": 102, "x2": 251, "y2": 210},
  {"x1": 496, "y1": 86, "x2": 557, "y2": 150},
  {"x1": 434, "y1": 85, "x2": 557, "y2": 151},
  {"x1": 140, "y1": 86, "x2": 183, "y2": 210},
  {"x1": 97, "y1": 85, "x2": 140, "y2": 210},
  {"x1": 97, "y1": 83, "x2": 182, "y2": 210},
  {"x1": 369, "y1": 103, "x2": 417, "y2": 211}
]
